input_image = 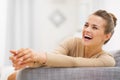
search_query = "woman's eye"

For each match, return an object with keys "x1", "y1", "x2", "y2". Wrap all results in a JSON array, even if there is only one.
[
  {"x1": 93, "y1": 27, "x2": 98, "y2": 30},
  {"x1": 84, "y1": 24, "x2": 88, "y2": 28}
]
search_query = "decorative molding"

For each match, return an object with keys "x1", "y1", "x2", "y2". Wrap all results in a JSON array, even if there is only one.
[{"x1": 49, "y1": 10, "x2": 66, "y2": 27}]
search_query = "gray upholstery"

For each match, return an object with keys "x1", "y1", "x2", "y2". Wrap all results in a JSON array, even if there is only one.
[
  {"x1": 112, "y1": 50, "x2": 120, "y2": 66},
  {"x1": 17, "y1": 50, "x2": 120, "y2": 80}
]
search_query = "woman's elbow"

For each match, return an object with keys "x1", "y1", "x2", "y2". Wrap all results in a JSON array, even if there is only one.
[{"x1": 105, "y1": 59, "x2": 116, "y2": 67}]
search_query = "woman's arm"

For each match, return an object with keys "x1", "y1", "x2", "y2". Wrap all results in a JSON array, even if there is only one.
[
  {"x1": 9, "y1": 37, "x2": 74, "y2": 70},
  {"x1": 45, "y1": 53, "x2": 116, "y2": 67}
]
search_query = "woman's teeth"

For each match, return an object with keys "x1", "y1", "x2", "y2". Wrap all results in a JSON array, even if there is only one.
[{"x1": 84, "y1": 35, "x2": 92, "y2": 39}]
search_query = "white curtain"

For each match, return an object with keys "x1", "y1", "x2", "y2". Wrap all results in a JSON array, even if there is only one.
[
  {"x1": 0, "y1": 0, "x2": 7, "y2": 66},
  {"x1": 5, "y1": 0, "x2": 34, "y2": 66}
]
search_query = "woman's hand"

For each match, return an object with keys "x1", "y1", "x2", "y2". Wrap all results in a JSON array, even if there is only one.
[{"x1": 9, "y1": 48, "x2": 47, "y2": 70}]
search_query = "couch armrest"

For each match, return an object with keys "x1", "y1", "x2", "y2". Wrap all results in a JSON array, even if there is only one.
[
  {"x1": 111, "y1": 50, "x2": 120, "y2": 67},
  {"x1": 17, "y1": 67, "x2": 120, "y2": 80}
]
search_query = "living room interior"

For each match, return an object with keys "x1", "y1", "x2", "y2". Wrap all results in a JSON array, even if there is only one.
[{"x1": 0, "y1": 0, "x2": 120, "y2": 80}]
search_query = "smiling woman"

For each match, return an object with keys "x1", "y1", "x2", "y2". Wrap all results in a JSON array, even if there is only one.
[{"x1": 8, "y1": 9, "x2": 117, "y2": 80}]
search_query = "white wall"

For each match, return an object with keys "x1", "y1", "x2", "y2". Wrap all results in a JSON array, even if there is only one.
[
  {"x1": 31, "y1": 0, "x2": 80, "y2": 51},
  {"x1": 102, "y1": 0, "x2": 120, "y2": 51}
]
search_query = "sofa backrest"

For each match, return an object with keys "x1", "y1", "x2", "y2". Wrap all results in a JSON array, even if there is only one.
[{"x1": 110, "y1": 50, "x2": 120, "y2": 67}]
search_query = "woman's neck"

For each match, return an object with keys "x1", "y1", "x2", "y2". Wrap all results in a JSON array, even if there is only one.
[{"x1": 84, "y1": 45, "x2": 103, "y2": 58}]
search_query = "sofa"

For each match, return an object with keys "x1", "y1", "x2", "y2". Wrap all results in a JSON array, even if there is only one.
[{"x1": 17, "y1": 50, "x2": 120, "y2": 80}]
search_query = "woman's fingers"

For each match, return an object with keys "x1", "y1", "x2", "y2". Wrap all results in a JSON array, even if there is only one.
[
  {"x1": 16, "y1": 49, "x2": 34, "y2": 63},
  {"x1": 10, "y1": 48, "x2": 42, "y2": 70},
  {"x1": 17, "y1": 54, "x2": 33, "y2": 65},
  {"x1": 9, "y1": 56, "x2": 18, "y2": 64},
  {"x1": 16, "y1": 48, "x2": 32, "y2": 59},
  {"x1": 12, "y1": 62, "x2": 27, "y2": 70},
  {"x1": 11, "y1": 48, "x2": 35, "y2": 65},
  {"x1": 10, "y1": 50, "x2": 17, "y2": 55},
  {"x1": 14, "y1": 62, "x2": 32, "y2": 70},
  {"x1": 15, "y1": 48, "x2": 27, "y2": 58}
]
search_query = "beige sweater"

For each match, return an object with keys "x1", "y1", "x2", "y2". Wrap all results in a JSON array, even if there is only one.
[{"x1": 45, "y1": 37, "x2": 115, "y2": 67}]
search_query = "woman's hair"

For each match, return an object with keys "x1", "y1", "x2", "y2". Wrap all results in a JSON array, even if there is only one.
[{"x1": 93, "y1": 10, "x2": 117, "y2": 44}]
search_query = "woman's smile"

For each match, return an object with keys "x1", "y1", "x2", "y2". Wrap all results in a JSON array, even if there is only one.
[{"x1": 83, "y1": 34, "x2": 93, "y2": 41}]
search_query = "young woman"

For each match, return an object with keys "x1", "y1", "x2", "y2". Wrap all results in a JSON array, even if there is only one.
[{"x1": 8, "y1": 10, "x2": 117, "y2": 80}]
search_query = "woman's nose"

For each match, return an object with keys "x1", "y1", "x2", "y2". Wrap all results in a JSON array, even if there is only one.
[{"x1": 85, "y1": 27, "x2": 91, "y2": 32}]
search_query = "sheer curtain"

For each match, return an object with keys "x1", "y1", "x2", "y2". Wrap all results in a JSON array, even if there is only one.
[
  {"x1": 5, "y1": 0, "x2": 34, "y2": 66},
  {"x1": 0, "y1": 0, "x2": 7, "y2": 66}
]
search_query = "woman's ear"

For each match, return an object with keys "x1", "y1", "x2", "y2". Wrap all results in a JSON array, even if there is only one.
[{"x1": 105, "y1": 33, "x2": 112, "y2": 41}]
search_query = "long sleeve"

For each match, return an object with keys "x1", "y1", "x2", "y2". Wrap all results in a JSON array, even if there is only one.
[
  {"x1": 44, "y1": 37, "x2": 115, "y2": 67},
  {"x1": 49, "y1": 37, "x2": 84, "y2": 57},
  {"x1": 45, "y1": 53, "x2": 115, "y2": 67}
]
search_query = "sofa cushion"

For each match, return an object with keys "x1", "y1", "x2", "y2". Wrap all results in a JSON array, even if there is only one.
[
  {"x1": 17, "y1": 67, "x2": 120, "y2": 80},
  {"x1": 110, "y1": 50, "x2": 120, "y2": 67}
]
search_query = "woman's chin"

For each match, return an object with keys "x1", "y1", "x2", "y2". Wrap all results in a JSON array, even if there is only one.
[
  {"x1": 84, "y1": 43, "x2": 91, "y2": 46},
  {"x1": 82, "y1": 40, "x2": 91, "y2": 46}
]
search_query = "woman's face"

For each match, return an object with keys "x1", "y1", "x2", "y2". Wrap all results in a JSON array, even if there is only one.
[{"x1": 82, "y1": 15, "x2": 111, "y2": 47}]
